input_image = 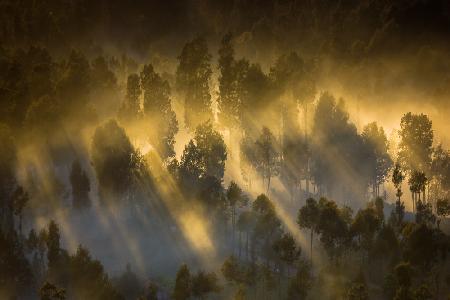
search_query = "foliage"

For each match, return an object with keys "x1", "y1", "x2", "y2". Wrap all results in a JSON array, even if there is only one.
[{"x1": 91, "y1": 120, "x2": 142, "y2": 203}]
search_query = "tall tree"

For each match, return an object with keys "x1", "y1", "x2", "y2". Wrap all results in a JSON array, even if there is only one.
[
  {"x1": 0, "y1": 124, "x2": 17, "y2": 233},
  {"x1": 281, "y1": 135, "x2": 308, "y2": 201},
  {"x1": 191, "y1": 271, "x2": 221, "y2": 299},
  {"x1": 178, "y1": 121, "x2": 227, "y2": 195},
  {"x1": 298, "y1": 198, "x2": 320, "y2": 262},
  {"x1": 286, "y1": 259, "x2": 313, "y2": 300},
  {"x1": 398, "y1": 112, "x2": 433, "y2": 205},
  {"x1": 56, "y1": 50, "x2": 91, "y2": 117},
  {"x1": 362, "y1": 122, "x2": 392, "y2": 197},
  {"x1": 252, "y1": 194, "x2": 282, "y2": 263},
  {"x1": 173, "y1": 264, "x2": 191, "y2": 300},
  {"x1": 311, "y1": 92, "x2": 367, "y2": 201},
  {"x1": 69, "y1": 159, "x2": 90, "y2": 209},
  {"x1": 272, "y1": 232, "x2": 301, "y2": 276},
  {"x1": 118, "y1": 74, "x2": 141, "y2": 122},
  {"x1": 91, "y1": 120, "x2": 142, "y2": 203},
  {"x1": 217, "y1": 32, "x2": 240, "y2": 129},
  {"x1": 140, "y1": 64, "x2": 178, "y2": 161},
  {"x1": 253, "y1": 127, "x2": 281, "y2": 192},
  {"x1": 398, "y1": 112, "x2": 433, "y2": 174},
  {"x1": 436, "y1": 198, "x2": 450, "y2": 229},
  {"x1": 11, "y1": 186, "x2": 29, "y2": 235},
  {"x1": 176, "y1": 37, "x2": 212, "y2": 130},
  {"x1": 227, "y1": 181, "x2": 247, "y2": 252}
]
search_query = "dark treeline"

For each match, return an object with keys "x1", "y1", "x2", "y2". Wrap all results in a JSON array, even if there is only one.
[{"x1": 1, "y1": 1, "x2": 450, "y2": 300}]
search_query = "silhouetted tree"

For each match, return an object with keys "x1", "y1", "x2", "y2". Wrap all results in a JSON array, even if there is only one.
[
  {"x1": 436, "y1": 198, "x2": 450, "y2": 229},
  {"x1": 191, "y1": 270, "x2": 221, "y2": 299},
  {"x1": 253, "y1": 127, "x2": 280, "y2": 192},
  {"x1": 298, "y1": 198, "x2": 320, "y2": 262},
  {"x1": 118, "y1": 74, "x2": 141, "y2": 122},
  {"x1": 91, "y1": 120, "x2": 142, "y2": 203},
  {"x1": 287, "y1": 259, "x2": 312, "y2": 300},
  {"x1": 398, "y1": 113, "x2": 433, "y2": 205},
  {"x1": 362, "y1": 122, "x2": 392, "y2": 197},
  {"x1": 176, "y1": 37, "x2": 212, "y2": 130},
  {"x1": 217, "y1": 33, "x2": 240, "y2": 129},
  {"x1": 69, "y1": 160, "x2": 90, "y2": 209},
  {"x1": 227, "y1": 181, "x2": 247, "y2": 252},
  {"x1": 272, "y1": 232, "x2": 301, "y2": 276},
  {"x1": 141, "y1": 64, "x2": 178, "y2": 161},
  {"x1": 173, "y1": 264, "x2": 191, "y2": 300},
  {"x1": 39, "y1": 281, "x2": 66, "y2": 300},
  {"x1": 11, "y1": 186, "x2": 29, "y2": 235}
]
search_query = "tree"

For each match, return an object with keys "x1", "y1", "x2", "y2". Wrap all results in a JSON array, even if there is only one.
[
  {"x1": 176, "y1": 37, "x2": 212, "y2": 130},
  {"x1": 393, "y1": 262, "x2": 413, "y2": 300},
  {"x1": 217, "y1": 32, "x2": 240, "y2": 129},
  {"x1": 11, "y1": 186, "x2": 29, "y2": 235},
  {"x1": 351, "y1": 206, "x2": 381, "y2": 259},
  {"x1": 430, "y1": 145, "x2": 450, "y2": 200},
  {"x1": 39, "y1": 281, "x2": 66, "y2": 300},
  {"x1": 272, "y1": 232, "x2": 301, "y2": 276},
  {"x1": 46, "y1": 220, "x2": 62, "y2": 279},
  {"x1": 239, "y1": 62, "x2": 271, "y2": 137},
  {"x1": 403, "y1": 224, "x2": 442, "y2": 270},
  {"x1": 0, "y1": 124, "x2": 16, "y2": 232},
  {"x1": 118, "y1": 73, "x2": 141, "y2": 122},
  {"x1": 233, "y1": 285, "x2": 246, "y2": 300},
  {"x1": 140, "y1": 64, "x2": 178, "y2": 161},
  {"x1": 69, "y1": 245, "x2": 123, "y2": 300},
  {"x1": 252, "y1": 194, "x2": 281, "y2": 263},
  {"x1": 413, "y1": 284, "x2": 432, "y2": 300},
  {"x1": 391, "y1": 163, "x2": 406, "y2": 228},
  {"x1": 91, "y1": 120, "x2": 142, "y2": 203},
  {"x1": 194, "y1": 121, "x2": 227, "y2": 179},
  {"x1": 221, "y1": 256, "x2": 242, "y2": 285},
  {"x1": 346, "y1": 280, "x2": 369, "y2": 300},
  {"x1": 0, "y1": 230, "x2": 33, "y2": 298},
  {"x1": 178, "y1": 121, "x2": 227, "y2": 196},
  {"x1": 436, "y1": 198, "x2": 450, "y2": 229},
  {"x1": 398, "y1": 113, "x2": 433, "y2": 205},
  {"x1": 281, "y1": 135, "x2": 308, "y2": 201},
  {"x1": 69, "y1": 159, "x2": 90, "y2": 209},
  {"x1": 297, "y1": 198, "x2": 320, "y2": 262},
  {"x1": 237, "y1": 211, "x2": 255, "y2": 261},
  {"x1": 398, "y1": 112, "x2": 433, "y2": 174},
  {"x1": 311, "y1": 92, "x2": 367, "y2": 201},
  {"x1": 253, "y1": 127, "x2": 280, "y2": 192},
  {"x1": 227, "y1": 181, "x2": 247, "y2": 251},
  {"x1": 287, "y1": 259, "x2": 313, "y2": 300},
  {"x1": 415, "y1": 200, "x2": 436, "y2": 226},
  {"x1": 269, "y1": 52, "x2": 305, "y2": 139},
  {"x1": 371, "y1": 225, "x2": 399, "y2": 264},
  {"x1": 56, "y1": 50, "x2": 92, "y2": 117},
  {"x1": 173, "y1": 264, "x2": 191, "y2": 300},
  {"x1": 362, "y1": 122, "x2": 392, "y2": 197},
  {"x1": 388, "y1": 199, "x2": 406, "y2": 231},
  {"x1": 316, "y1": 198, "x2": 352, "y2": 264},
  {"x1": 191, "y1": 271, "x2": 221, "y2": 299},
  {"x1": 392, "y1": 163, "x2": 405, "y2": 203},
  {"x1": 240, "y1": 135, "x2": 257, "y2": 188},
  {"x1": 408, "y1": 170, "x2": 427, "y2": 211},
  {"x1": 138, "y1": 281, "x2": 158, "y2": 300}
]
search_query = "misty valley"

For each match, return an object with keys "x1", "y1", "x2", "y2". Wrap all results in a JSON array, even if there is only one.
[{"x1": 1, "y1": 1, "x2": 450, "y2": 299}]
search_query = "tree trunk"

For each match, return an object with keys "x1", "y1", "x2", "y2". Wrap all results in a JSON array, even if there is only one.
[
  {"x1": 19, "y1": 214, "x2": 22, "y2": 236},
  {"x1": 310, "y1": 229, "x2": 313, "y2": 263},
  {"x1": 239, "y1": 231, "x2": 242, "y2": 259},
  {"x1": 246, "y1": 232, "x2": 249, "y2": 262}
]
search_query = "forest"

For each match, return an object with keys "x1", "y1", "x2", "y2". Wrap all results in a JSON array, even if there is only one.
[{"x1": 1, "y1": 0, "x2": 450, "y2": 299}]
